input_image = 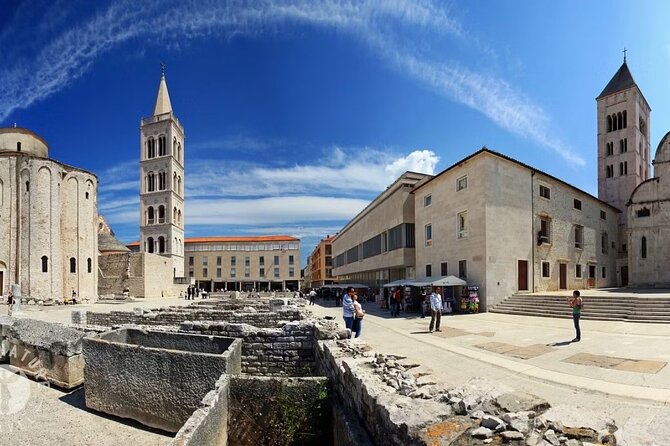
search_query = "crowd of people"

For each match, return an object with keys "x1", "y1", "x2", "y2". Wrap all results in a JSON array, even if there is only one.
[{"x1": 183, "y1": 285, "x2": 208, "y2": 300}]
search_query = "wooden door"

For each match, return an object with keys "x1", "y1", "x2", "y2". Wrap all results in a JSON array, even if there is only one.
[
  {"x1": 559, "y1": 263, "x2": 567, "y2": 290},
  {"x1": 517, "y1": 260, "x2": 528, "y2": 291}
]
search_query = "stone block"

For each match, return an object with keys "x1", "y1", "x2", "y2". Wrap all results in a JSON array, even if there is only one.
[{"x1": 83, "y1": 328, "x2": 242, "y2": 433}]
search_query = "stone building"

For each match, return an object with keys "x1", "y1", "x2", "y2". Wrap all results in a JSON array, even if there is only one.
[
  {"x1": 183, "y1": 236, "x2": 301, "y2": 292},
  {"x1": 413, "y1": 149, "x2": 619, "y2": 310},
  {"x1": 309, "y1": 235, "x2": 335, "y2": 287},
  {"x1": 331, "y1": 172, "x2": 431, "y2": 287},
  {"x1": 0, "y1": 127, "x2": 98, "y2": 300}
]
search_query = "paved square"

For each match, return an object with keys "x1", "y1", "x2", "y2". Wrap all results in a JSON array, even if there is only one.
[
  {"x1": 563, "y1": 353, "x2": 666, "y2": 374},
  {"x1": 475, "y1": 342, "x2": 555, "y2": 359}
]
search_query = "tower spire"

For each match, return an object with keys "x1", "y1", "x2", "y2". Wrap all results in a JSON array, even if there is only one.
[
  {"x1": 623, "y1": 47, "x2": 627, "y2": 63},
  {"x1": 153, "y1": 63, "x2": 172, "y2": 116}
]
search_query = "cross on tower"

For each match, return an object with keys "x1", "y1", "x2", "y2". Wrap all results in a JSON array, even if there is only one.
[
  {"x1": 623, "y1": 48, "x2": 627, "y2": 63},
  {"x1": 160, "y1": 62, "x2": 166, "y2": 77}
]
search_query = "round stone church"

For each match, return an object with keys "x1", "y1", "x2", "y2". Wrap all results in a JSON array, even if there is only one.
[{"x1": 0, "y1": 127, "x2": 98, "y2": 300}]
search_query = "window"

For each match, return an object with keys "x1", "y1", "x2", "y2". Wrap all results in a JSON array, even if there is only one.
[
  {"x1": 259, "y1": 256, "x2": 264, "y2": 266},
  {"x1": 636, "y1": 207, "x2": 651, "y2": 218},
  {"x1": 575, "y1": 264, "x2": 582, "y2": 278},
  {"x1": 606, "y1": 142, "x2": 613, "y2": 156},
  {"x1": 147, "y1": 172, "x2": 155, "y2": 192},
  {"x1": 203, "y1": 268, "x2": 208, "y2": 278},
  {"x1": 289, "y1": 267, "x2": 295, "y2": 277},
  {"x1": 289, "y1": 255, "x2": 294, "y2": 265},
  {"x1": 424, "y1": 194, "x2": 432, "y2": 207},
  {"x1": 601, "y1": 233, "x2": 608, "y2": 254},
  {"x1": 425, "y1": 224, "x2": 432, "y2": 246},
  {"x1": 607, "y1": 115, "x2": 612, "y2": 132},
  {"x1": 619, "y1": 162, "x2": 624, "y2": 176},
  {"x1": 541, "y1": 261, "x2": 550, "y2": 278},
  {"x1": 158, "y1": 205, "x2": 165, "y2": 223},
  {"x1": 260, "y1": 268, "x2": 265, "y2": 278},
  {"x1": 230, "y1": 268, "x2": 236, "y2": 278},
  {"x1": 274, "y1": 255, "x2": 279, "y2": 265},
  {"x1": 41, "y1": 256, "x2": 48, "y2": 273},
  {"x1": 188, "y1": 256, "x2": 194, "y2": 266},
  {"x1": 381, "y1": 231, "x2": 388, "y2": 252},
  {"x1": 624, "y1": 161, "x2": 628, "y2": 175},
  {"x1": 425, "y1": 264, "x2": 432, "y2": 277},
  {"x1": 457, "y1": 175, "x2": 468, "y2": 191},
  {"x1": 539, "y1": 184, "x2": 550, "y2": 199},
  {"x1": 70, "y1": 257, "x2": 76, "y2": 273},
  {"x1": 87, "y1": 258, "x2": 92, "y2": 273},
  {"x1": 216, "y1": 256, "x2": 222, "y2": 266},
  {"x1": 601, "y1": 267, "x2": 607, "y2": 279},
  {"x1": 641, "y1": 236, "x2": 647, "y2": 259},
  {"x1": 25, "y1": 181, "x2": 29, "y2": 192},
  {"x1": 539, "y1": 217, "x2": 551, "y2": 244},
  {"x1": 147, "y1": 138, "x2": 156, "y2": 158},
  {"x1": 457, "y1": 211, "x2": 468, "y2": 238},
  {"x1": 440, "y1": 262, "x2": 448, "y2": 276},
  {"x1": 244, "y1": 256, "x2": 250, "y2": 267},
  {"x1": 274, "y1": 267, "x2": 280, "y2": 278},
  {"x1": 573, "y1": 199, "x2": 582, "y2": 210},
  {"x1": 202, "y1": 256, "x2": 208, "y2": 266},
  {"x1": 574, "y1": 226, "x2": 583, "y2": 249},
  {"x1": 458, "y1": 260, "x2": 467, "y2": 279},
  {"x1": 158, "y1": 135, "x2": 166, "y2": 156},
  {"x1": 158, "y1": 236, "x2": 165, "y2": 253},
  {"x1": 216, "y1": 268, "x2": 222, "y2": 278},
  {"x1": 606, "y1": 165, "x2": 613, "y2": 178},
  {"x1": 622, "y1": 243, "x2": 627, "y2": 253},
  {"x1": 245, "y1": 267, "x2": 250, "y2": 278},
  {"x1": 17, "y1": 142, "x2": 21, "y2": 152},
  {"x1": 231, "y1": 256, "x2": 236, "y2": 266},
  {"x1": 85, "y1": 192, "x2": 89, "y2": 199},
  {"x1": 600, "y1": 210, "x2": 606, "y2": 220},
  {"x1": 189, "y1": 270, "x2": 194, "y2": 278}
]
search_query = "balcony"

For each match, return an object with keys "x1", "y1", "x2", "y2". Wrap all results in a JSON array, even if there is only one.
[{"x1": 141, "y1": 112, "x2": 183, "y2": 130}]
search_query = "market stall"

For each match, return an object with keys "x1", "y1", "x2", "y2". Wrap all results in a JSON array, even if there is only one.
[{"x1": 430, "y1": 276, "x2": 467, "y2": 314}]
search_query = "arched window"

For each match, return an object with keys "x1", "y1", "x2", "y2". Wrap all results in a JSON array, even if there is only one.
[
  {"x1": 622, "y1": 110, "x2": 627, "y2": 128},
  {"x1": 607, "y1": 115, "x2": 612, "y2": 132},
  {"x1": 147, "y1": 237, "x2": 155, "y2": 253},
  {"x1": 41, "y1": 256, "x2": 48, "y2": 273},
  {"x1": 87, "y1": 258, "x2": 92, "y2": 273},
  {"x1": 641, "y1": 236, "x2": 647, "y2": 259},
  {"x1": 174, "y1": 237, "x2": 179, "y2": 254},
  {"x1": 147, "y1": 138, "x2": 156, "y2": 158},
  {"x1": 158, "y1": 236, "x2": 165, "y2": 253},
  {"x1": 70, "y1": 257, "x2": 76, "y2": 273},
  {"x1": 147, "y1": 206, "x2": 155, "y2": 224},
  {"x1": 178, "y1": 176, "x2": 182, "y2": 195},
  {"x1": 617, "y1": 112, "x2": 623, "y2": 130},
  {"x1": 158, "y1": 205, "x2": 165, "y2": 223},
  {"x1": 158, "y1": 171, "x2": 166, "y2": 190},
  {"x1": 25, "y1": 181, "x2": 30, "y2": 192},
  {"x1": 85, "y1": 192, "x2": 89, "y2": 199},
  {"x1": 177, "y1": 142, "x2": 181, "y2": 162},
  {"x1": 17, "y1": 142, "x2": 21, "y2": 152},
  {"x1": 178, "y1": 209, "x2": 182, "y2": 225},
  {"x1": 173, "y1": 137, "x2": 177, "y2": 156},
  {"x1": 173, "y1": 172, "x2": 177, "y2": 191},
  {"x1": 173, "y1": 206, "x2": 177, "y2": 222},
  {"x1": 147, "y1": 172, "x2": 155, "y2": 192}
]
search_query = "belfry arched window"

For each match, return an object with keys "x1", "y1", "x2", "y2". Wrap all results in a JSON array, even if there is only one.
[
  {"x1": 147, "y1": 172, "x2": 155, "y2": 192},
  {"x1": 158, "y1": 205, "x2": 165, "y2": 223},
  {"x1": 607, "y1": 115, "x2": 612, "y2": 132},
  {"x1": 158, "y1": 135, "x2": 167, "y2": 156},
  {"x1": 147, "y1": 237, "x2": 155, "y2": 253},
  {"x1": 158, "y1": 236, "x2": 165, "y2": 253},
  {"x1": 147, "y1": 138, "x2": 156, "y2": 158},
  {"x1": 622, "y1": 110, "x2": 627, "y2": 128},
  {"x1": 641, "y1": 236, "x2": 647, "y2": 259},
  {"x1": 177, "y1": 142, "x2": 181, "y2": 162},
  {"x1": 617, "y1": 112, "x2": 623, "y2": 130},
  {"x1": 87, "y1": 258, "x2": 92, "y2": 273},
  {"x1": 158, "y1": 171, "x2": 166, "y2": 190},
  {"x1": 173, "y1": 137, "x2": 177, "y2": 156},
  {"x1": 147, "y1": 206, "x2": 155, "y2": 224},
  {"x1": 178, "y1": 209, "x2": 182, "y2": 225},
  {"x1": 70, "y1": 257, "x2": 76, "y2": 273},
  {"x1": 173, "y1": 172, "x2": 177, "y2": 191}
]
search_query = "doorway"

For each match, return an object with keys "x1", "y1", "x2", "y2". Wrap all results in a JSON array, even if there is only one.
[
  {"x1": 621, "y1": 266, "x2": 629, "y2": 287},
  {"x1": 588, "y1": 265, "x2": 596, "y2": 288},
  {"x1": 517, "y1": 260, "x2": 528, "y2": 291},
  {"x1": 559, "y1": 263, "x2": 567, "y2": 290}
]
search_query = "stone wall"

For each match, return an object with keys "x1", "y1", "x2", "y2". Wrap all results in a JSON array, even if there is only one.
[
  {"x1": 75, "y1": 308, "x2": 302, "y2": 328},
  {"x1": 182, "y1": 321, "x2": 317, "y2": 376},
  {"x1": 172, "y1": 375, "x2": 230, "y2": 446},
  {"x1": 98, "y1": 252, "x2": 184, "y2": 298}
]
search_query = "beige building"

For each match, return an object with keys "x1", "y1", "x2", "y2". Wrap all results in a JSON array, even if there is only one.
[
  {"x1": 0, "y1": 127, "x2": 98, "y2": 300},
  {"x1": 303, "y1": 255, "x2": 312, "y2": 288},
  {"x1": 184, "y1": 236, "x2": 301, "y2": 291},
  {"x1": 413, "y1": 149, "x2": 619, "y2": 310},
  {"x1": 309, "y1": 235, "x2": 335, "y2": 287},
  {"x1": 331, "y1": 172, "x2": 431, "y2": 287}
]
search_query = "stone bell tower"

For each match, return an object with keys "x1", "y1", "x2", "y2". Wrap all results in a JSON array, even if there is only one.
[{"x1": 139, "y1": 64, "x2": 185, "y2": 277}]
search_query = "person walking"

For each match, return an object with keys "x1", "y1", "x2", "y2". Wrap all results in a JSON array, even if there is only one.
[
  {"x1": 351, "y1": 292, "x2": 365, "y2": 338},
  {"x1": 568, "y1": 290, "x2": 583, "y2": 342},
  {"x1": 309, "y1": 289, "x2": 317, "y2": 305},
  {"x1": 342, "y1": 286, "x2": 355, "y2": 333},
  {"x1": 7, "y1": 289, "x2": 14, "y2": 316},
  {"x1": 392, "y1": 288, "x2": 402, "y2": 317},
  {"x1": 429, "y1": 287, "x2": 442, "y2": 332}
]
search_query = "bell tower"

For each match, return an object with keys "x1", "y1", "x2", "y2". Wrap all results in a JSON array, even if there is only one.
[{"x1": 139, "y1": 64, "x2": 185, "y2": 277}]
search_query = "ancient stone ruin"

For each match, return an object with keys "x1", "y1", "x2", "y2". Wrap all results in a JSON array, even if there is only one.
[{"x1": 0, "y1": 293, "x2": 618, "y2": 445}]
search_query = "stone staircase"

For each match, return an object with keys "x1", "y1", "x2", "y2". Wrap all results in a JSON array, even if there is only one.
[{"x1": 490, "y1": 294, "x2": 670, "y2": 323}]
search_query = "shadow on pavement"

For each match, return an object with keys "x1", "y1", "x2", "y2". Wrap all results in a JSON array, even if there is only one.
[{"x1": 547, "y1": 340, "x2": 575, "y2": 347}]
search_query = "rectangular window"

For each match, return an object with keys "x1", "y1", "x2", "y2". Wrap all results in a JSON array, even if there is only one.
[
  {"x1": 245, "y1": 267, "x2": 250, "y2": 277},
  {"x1": 622, "y1": 243, "x2": 627, "y2": 253},
  {"x1": 216, "y1": 268, "x2": 222, "y2": 278},
  {"x1": 600, "y1": 210, "x2": 606, "y2": 220},
  {"x1": 601, "y1": 266, "x2": 607, "y2": 279},
  {"x1": 575, "y1": 264, "x2": 582, "y2": 278},
  {"x1": 541, "y1": 261, "x2": 550, "y2": 278},
  {"x1": 230, "y1": 267, "x2": 236, "y2": 278},
  {"x1": 425, "y1": 224, "x2": 432, "y2": 246},
  {"x1": 274, "y1": 267, "x2": 280, "y2": 278},
  {"x1": 440, "y1": 262, "x2": 448, "y2": 276},
  {"x1": 539, "y1": 218, "x2": 551, "y2": 244},
  {"x1": 575, "y1": 226, "x2": 583, "y2": 249},
  {"x1": 231, "y1": 256, "x2": 236, "y2": 266},
  {"x1": 425, "y1": 264, "x2": 432, "y2": 277},
  {"x1": 259, "y1": 256, "x2": 265, "y2": 266},
  {"x1": 601, "y1": 233, "x2": 608, "y2": 254},
  {"x1": 289, "y1": 267, "x2": 295, "y2": 277},
  {"x1": 244, "y1": 256, "x2": 250, "y2": 266},
  {"x1": 188, "y1": 256, "x2": 194, "y2": 266},
  {"x1": 457, "y1": 175, "x2": 468, "y2": 191},
  {"x1": 216, "y1": 256, "x2": 222, "y2": 266},
  {"x1": 289, "y1": 255, "x2": 294, "y2": 265},
  {"x1": 274, "y1": 255, "x2": 280, "y2": 265},
  {"x1": 423, "y1": 194, "x2": 432, "y2": 207},
  {"x1": 202, "y1": 256, "x2": 208, "y2": 266},
  {"x1": 636, "y1": 208, "x2": 650, "y2": 217},
  {"x1": 202, "y1": 268, "x2": 208, "y2": 278},
  {"x1": 458, "y1": 260, "x2": 467, "y2": 279},
  {"x1": 573, "y1": 199, "x2": 582, "y2": 210},
  {"x1": 539, "y1": 184, "x2": 551, "y2": 199},
  {"x1": 189, "y1": 270, "x2": 194, "y2": 278},
  {"x1": 458, "y1": 211, "x2": 468, "y2": 238},
  {"x1": 260, "y1": 267, "x2": 265, "y2": 278}
]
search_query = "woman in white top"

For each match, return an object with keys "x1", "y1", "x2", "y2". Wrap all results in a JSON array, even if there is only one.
[{"x1": 351, "y1": 293, "x2": 365, "y2": 338}]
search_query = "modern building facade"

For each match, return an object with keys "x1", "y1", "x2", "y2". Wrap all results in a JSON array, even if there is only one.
[
  {"x1": 309, "y1": 235, "x2": 335, "y2": 287},
  {"x1": 139, "y1": 67, "x2": 185, "y2": 278},
  {"x1": 331, "y1": 172, "x2": 431, "y2": 287},
  {"x1": 413, "y1": 149, "x2": 619, "y2": 310},
  {"x1": 184, "y1": 236, "x2": 301, "y2": 291},
  {"x1": 0, "y1": 127, "x2": 98, "y2": 300}
]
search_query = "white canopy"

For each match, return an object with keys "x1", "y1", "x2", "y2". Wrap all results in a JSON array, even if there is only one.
[
  {"x1": 382, "y1": 279, "x2": 410, "y2": 288},
  {"x1": 431, "y1": 275, "x2": 467, "y2": 287},
  {"x1": 320, "y1": 284, "x2": 369, "y2": 289}
]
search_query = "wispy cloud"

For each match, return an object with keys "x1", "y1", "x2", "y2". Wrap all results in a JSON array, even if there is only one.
[{"x1": 0, "y1": 0, "x2": 582, "y2": 165}]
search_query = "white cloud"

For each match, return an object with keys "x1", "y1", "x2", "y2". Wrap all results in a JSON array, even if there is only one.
[
  {"x1": 385, "y1": 149, "x2": 439, "y2": 178},
  {"x1": 0, "y1": 0, "x2": 583, "y2": 166}
]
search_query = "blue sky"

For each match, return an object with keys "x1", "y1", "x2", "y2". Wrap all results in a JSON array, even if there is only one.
[{"x1": 2, "y1": 0, "x2": 670, "y2": 267}]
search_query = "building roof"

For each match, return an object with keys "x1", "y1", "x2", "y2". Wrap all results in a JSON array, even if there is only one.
[
  {"x1": 153, "y1": 71, "x2": 173, "y2": 115},
  {"x1": 126, "y1": 235, "x2": 299, "y2": 248},
  {"x1": 0, "y1": 127, "x2": 50, "y2": 147},
  {"x1": 412, "y1": 147, "x2": 621, "y2": 212},
  {"x1": 99, "y1": 232, "x2": 131, "y2": 253},
  {"x1": 597, "y1": 61, "x2": 638, "y2": 99}
]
